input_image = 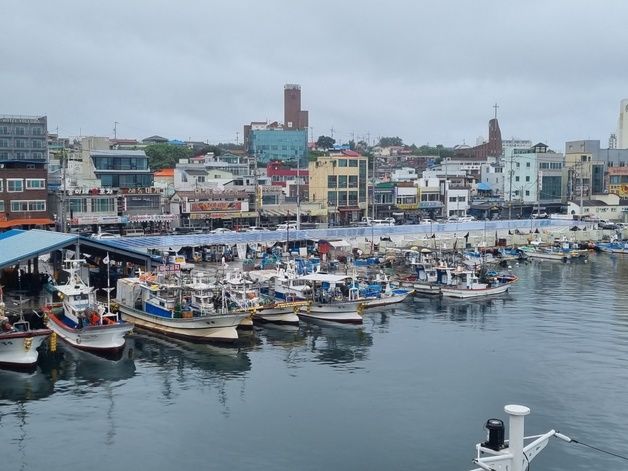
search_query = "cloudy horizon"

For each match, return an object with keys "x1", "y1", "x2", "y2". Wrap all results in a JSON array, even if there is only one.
[{"x1": 2, "y1": 0, "x2": 628, "y2": 150}]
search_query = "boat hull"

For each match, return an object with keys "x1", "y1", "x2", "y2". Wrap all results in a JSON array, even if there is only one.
[
  {"x1": 525, "y1": 252, "x2": 571, "y2": 261},
  {"x1": 250, "y1": 306, "x2": 300, "y2": 325},
  {"x1": 298, "y1": 302, "x2": 363, "y2": 324},
  {"x1": 411, "y1": 282, "x2": 443, "y2": 296},
  {"x1": 362, "y1": 291, "x2": 412, "y2": 308},
  {"x1": 0, "y1": 330, "x2": 51, "y2": 367},
  {"x1": 440, "y1": 283, "x2": 510, "y2": 299},
  {"x1": 118, "y1": 304, "x2": 246, "y2": 342},
  {"x1": 46, "y1": 314, "x2": 132, "y2": 353}
]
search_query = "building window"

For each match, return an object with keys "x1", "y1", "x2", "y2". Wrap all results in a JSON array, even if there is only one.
[
  {"x1": 0, "y1": 179, "x2": 3, "y2": 192},
  {"x1": 69, "y1": 198, "x2": 87, "y2": 213},
  {"x1": 327, "y1": 191, "x2": 337, "y2": 206},
  {"x1": 7, "y1": 179, "x2": 23, "y2": 192},
  {"x1": 348, "y1": 175, "x2": 358, "y2": 188},
  {"x1": 348, "y1": 191, "x2": 358, "y2": 206},
  {"x1": 0, "y1": 201, "x2": 4, "y2": 212},
  {"x1": 338, "y1": 159, "x2": 347, "y2": 167},
  {"x1": 516, "y1": 162, "x2": 520, "y2": 168},
  {"x1": 0, "y1": 139, "x2": 8, "y2": 148},
  {"x1": 448, "y1": 196, "x2": 456, "y2": 202},
  {"x1": 92, "y1": 198, "x2": 114, "y2": 212},
  {"x1": 10, "y1": 200, "x2": 46, "y2": 212},
  {"x1": 327, "y1": 175, "x2": 337, "y2": 188},
  {"x1": 26, "y1": 179, "x2": 46, "y2": 190},
  {"x1": 15, "y1": 127, "x2": 25, "y2": 136},
  {"x1": 338, "y1": 175, "x2": 348, "y2": 188},
  {"x1": 16, "y1": 139, "x2": 26, "y2": 149},
  {"x1": 526, "y1": 162, "x2": 531, "y2": 167},
  {"x1": 525, "y1": 190, "x2": 530, "y2": 196},
  {"x1": 349, "y1": 159, "x2": 358, "y2": 167},
  {"x1": 515, "y1": 176, "x2": 520, "y2": 182},
  {"x1": 525, "y1": 176, "x2": 530, "y2": 182},
  {"x1": 337, "y1": 191, "x2": 347, "y2": 206}
]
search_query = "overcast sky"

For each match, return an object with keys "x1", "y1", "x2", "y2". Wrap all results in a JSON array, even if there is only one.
[{"x1": 3, "y1": 1, "x2": 628, "y2": 150}]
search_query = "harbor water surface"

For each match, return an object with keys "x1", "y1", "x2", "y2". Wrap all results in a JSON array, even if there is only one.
[{"x1": 1, "y1": 254, "x2": 628, "y2": 470}]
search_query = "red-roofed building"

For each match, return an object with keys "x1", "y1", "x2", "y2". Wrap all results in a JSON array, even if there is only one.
[{"x1": 266, "y1": 161, "x2": 309, "y2": 198}]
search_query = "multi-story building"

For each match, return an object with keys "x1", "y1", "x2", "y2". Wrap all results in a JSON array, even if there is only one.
[
  {"x1": 617, "y1": 99, "x2": 628, "y2": 149},
  {"x1": 248, "y1": 127, "x2": 308, "y2": 164},
  {"x1": 0, "y1": 115, "x2": 52, "y2": 230},
  {"x1": 608, "y1": 167, "x2": 628, "y2": 198},
  {"x1": 284, "y1": 84, "x2": 308, "y2": 130},
  {"x1": 308, "y1": 150, "x2": 368, "y2": 225},
  {"x1": 266, "y1": 161, "x2": 308, "y2": 198},
  {"x1": 90, "y1": 149, "x2": 153, "y2": 188},
  {"x1": 503, "y1": 143, "x2": 565, "y2": 205}
]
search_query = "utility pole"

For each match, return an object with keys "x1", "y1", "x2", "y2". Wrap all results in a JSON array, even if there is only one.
[
  {"x1": 371, "y1": 154, "x2": 377, "y2": 219},
  {"x1": 296, "y1": 152, "x2": 301, "y2": 231},
  {"x1": 508, "y1": 154, "x2": 514, "y2": 220},
  {"x1": 59, "y1": 148, "x2": 68, "y2": 233}
]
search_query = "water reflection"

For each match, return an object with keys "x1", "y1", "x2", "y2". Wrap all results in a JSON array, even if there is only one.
[
  {"x1": 0, "y1": 368, "x2": 54, "y2": 403},
  {"x1": 304, "y1": 321, "x2": 373, "y2": 369},
  {"x1": 409, "y1": 295, "x2": 510, "y2": 328},
  {"x1": 130, "y1": 332, "x2": 252, "y2": 410}
]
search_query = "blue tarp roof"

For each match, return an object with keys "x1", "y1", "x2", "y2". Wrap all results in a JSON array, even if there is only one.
[
  {"x1": 477, "y1": 182, "x2": 492, "y2": 191},
  {"x1": 0, "y1": 230, "x2": 78, "y2": 269}
]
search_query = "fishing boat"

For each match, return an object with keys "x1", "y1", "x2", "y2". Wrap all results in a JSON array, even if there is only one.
[
  {"x1": 598, "y1": 240, "x2": 628, "y2": 254},
  {"x1": 44, "y1": 259, "x2": 132, "y2": 353},
  {"x1": 297, "y1": 273, "x2": 364, "y2": 324},
  {"x1": 223, "y1": 271, "x2": 302, "y2": 325},
  {"x1": 358, "y1": 273, "x2": 413, "y2": 308},
  {"x1": 115, "y1": 271, "x2": 249, "y2": 342},
  {"x1": 521, "y1": 245, "x2": 572, "y2": 261},
  {"x1": 436, "y1": 266, "x2": 515, "y2": 299},
  {"x1": 0, "y1": 293, "x2": 51, "y2": 369}
]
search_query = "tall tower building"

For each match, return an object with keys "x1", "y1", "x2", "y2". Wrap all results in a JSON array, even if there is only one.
[
  {"x1": 284, "y1": 84, "x2": 308, "y2": 130},
  {"x1": 617, "y1": 99, "x2": 628, "y2": 149}
]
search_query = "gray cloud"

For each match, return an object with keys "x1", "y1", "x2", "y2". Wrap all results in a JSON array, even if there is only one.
[{"x1": 2, "y1": 0, "x2": 628, "y2": 149}]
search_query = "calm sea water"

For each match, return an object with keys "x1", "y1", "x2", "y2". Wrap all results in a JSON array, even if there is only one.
[{"x1": 1, "y1": 254, "x2": 628, "y2": 470}]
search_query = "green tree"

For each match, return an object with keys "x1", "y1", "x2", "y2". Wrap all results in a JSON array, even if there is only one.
[
  {"x1": 193, "y1": 145, "x2": 222, "y2": 157},
  {"x1": 316, "y1": 135, "x2": 335, "y2": 149},
  {"x1": 145, "y1": 144, "x2": 193, "y2": 170},
  {"x1": 378, "y1": 136, "x2": 403, "y2": 147}
]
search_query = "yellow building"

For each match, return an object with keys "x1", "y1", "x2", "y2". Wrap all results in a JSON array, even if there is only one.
[{"x1": 308, "y1": 151, "x2": 368, "y2": 225}]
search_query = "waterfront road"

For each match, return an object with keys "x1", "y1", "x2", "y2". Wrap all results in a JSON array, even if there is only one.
[{"x1": 97, "y1": 219, "x2": 585, "y2": 252}]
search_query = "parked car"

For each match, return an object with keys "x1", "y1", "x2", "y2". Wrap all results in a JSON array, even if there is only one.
[
  {"x1": 90, "y1": 232, "x2": 121, "y2": 240},
  {"x1": 210, "y1": 228, "x2": 233, "y2": 234},
  {"x1": 276, "y1": 222, "x2": 298, "y2": 231},
  {"x1": 531, "y1": 211, "x2": 548, "y2": 219},
  {"x1": 598, "y1": 220, "x2": 619, "y2": 230}
]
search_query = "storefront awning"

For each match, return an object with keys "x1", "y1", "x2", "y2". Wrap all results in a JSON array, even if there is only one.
[{"x1": 0, "y1": 218, "x2": 55, "y2": 229}]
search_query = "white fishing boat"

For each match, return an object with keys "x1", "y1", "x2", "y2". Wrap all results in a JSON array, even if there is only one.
[
  {"x1": 115, "y1": 272, "x2": 248, "y2": 343},
  {"x1": 297, "y1": 273, "x2": 364, "y2": 324},
  {"x1": 0, "y1": 293, "x2": 51, "y2": 369},
  {"x1": 521, "y1": 244, "x2": 572, "y2": 261},
  {"x1": 262, "y1": 261, "x2": 313, "y2": 301},
  {"x1": 223, "y1": 272, "x2": 302, "y2": 325},
  {"x1": 359, "y1": 273, "x2": 413, "y2": 308},
  {"x1": 436, "y1": 266, "x2": 515, "y2": 299},
  {"x1": 44, "y1": 259, "x2": 132, "y2": 354}
]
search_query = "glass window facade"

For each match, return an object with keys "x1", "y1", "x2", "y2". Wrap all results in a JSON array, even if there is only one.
[
  {"x1": 540, "y1": 176, "x2": 562, "y2": 200},
  {"x1": 92, "y1": 198, "x2": 115, "y2": 212}
]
